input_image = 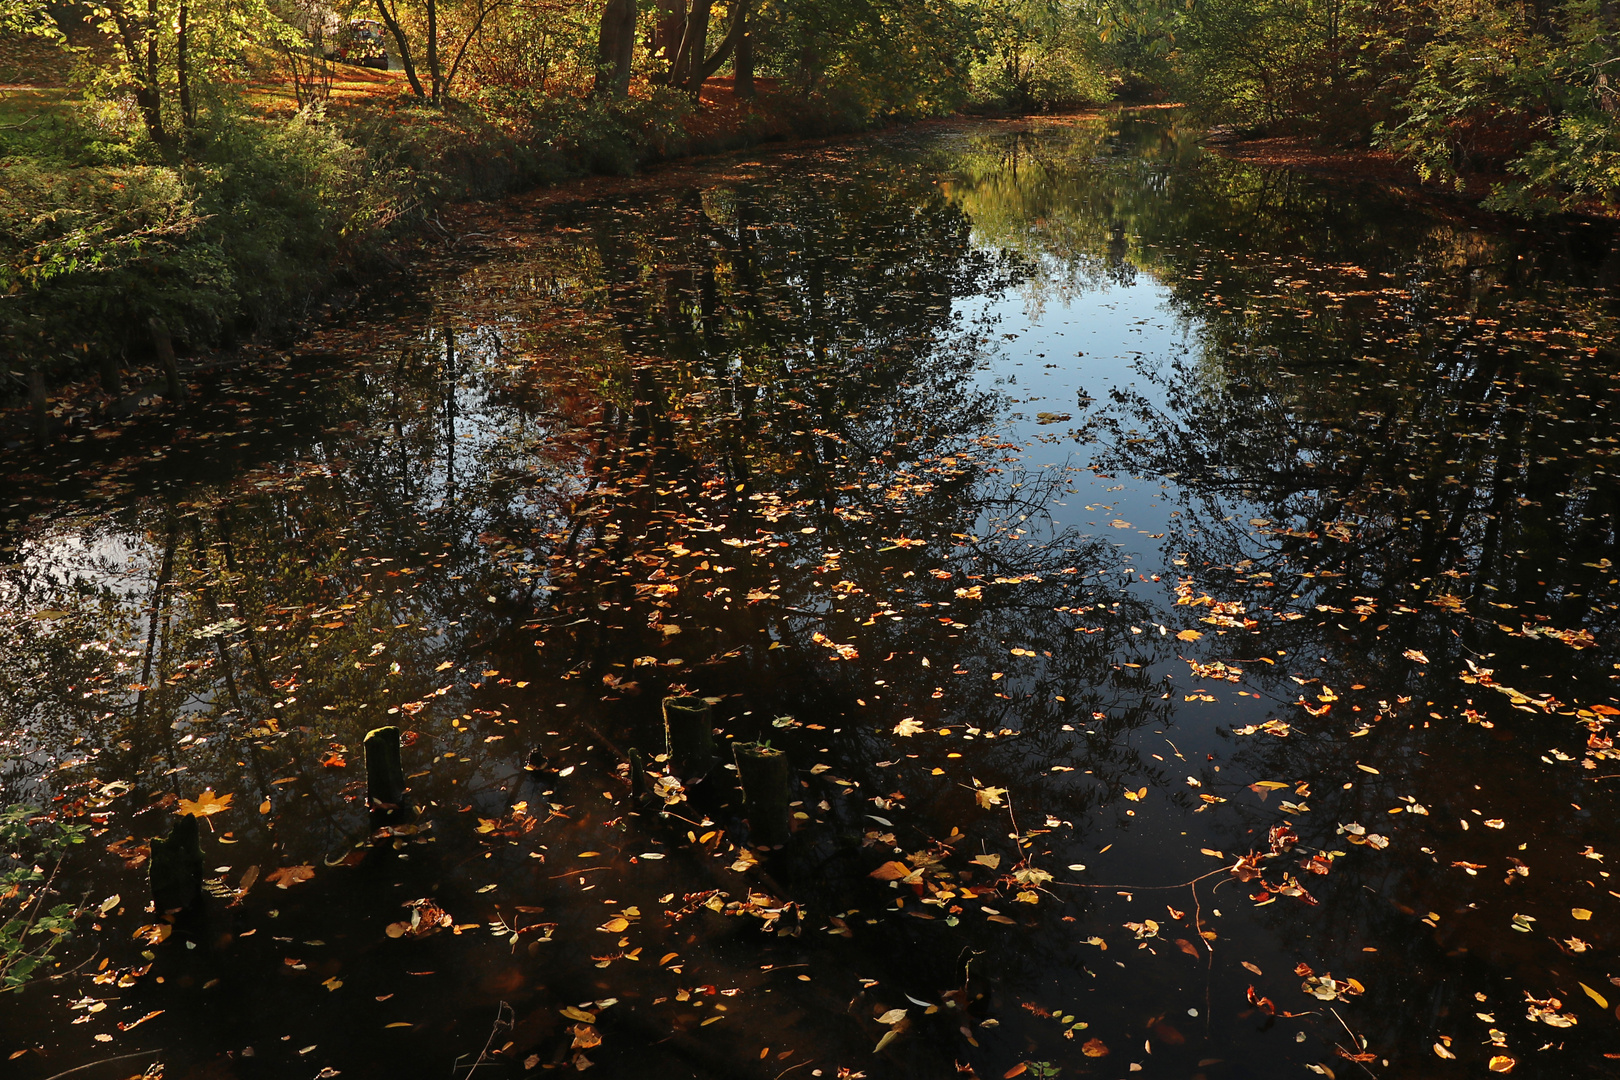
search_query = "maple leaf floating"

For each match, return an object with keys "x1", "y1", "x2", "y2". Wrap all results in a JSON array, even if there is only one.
[
  {"x1": 178, "y1": 789, "x2": 233, "y2": 817},
  {"x1": 266, "y1": 864, "x2": 315, "y2": 889}
]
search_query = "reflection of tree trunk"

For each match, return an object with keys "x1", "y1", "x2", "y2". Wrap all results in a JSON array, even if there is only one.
[
  {"x1": 134, "y1": 518, "x2": 179, "y2": 733},
  {"x1": 444, "y1": 324, "x2": 458, "y2": 505},
  {"x1": 215, "y1": 506, "x2": 277, "y2": 696},
  {"x1": 593, "y1": 0, "x2": 637, "y2": 97}
]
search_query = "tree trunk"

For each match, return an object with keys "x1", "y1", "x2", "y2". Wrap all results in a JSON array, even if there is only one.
[
  {"x1": 374, "y1": 0, "x2": 427, "y2": 97},
  {"x1": 593, "y1": 0, "x2": 638, "y2": 97},
  {"x1": 111, "y1": 8, "x2": 165, "y2": 144},
  {"x1": 653, "y1": 0, "x2": 686, "y2": 82},
  {"x1": 734, "y1": 7, "x2": 754, "y2": 99},
  {"x1": 426, "y1": 0, "x2": 442, "y2": 101},
  {"x1": 689, "y1": 0, "x2": 746, "y2": 92},
  {"x1": 177, "y1": 0, "x2": 193, "y2": 130},
  {"x1": 669, "y1": 0, "x2": 711, "y2": 91}
]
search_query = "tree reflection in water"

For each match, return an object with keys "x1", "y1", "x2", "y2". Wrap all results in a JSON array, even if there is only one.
[{"x1": 1, "y1": 113, "x2": 1618, "y2": 1079}]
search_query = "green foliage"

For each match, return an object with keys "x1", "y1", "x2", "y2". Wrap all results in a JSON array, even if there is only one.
[
  {"x1": 1373, "y1": 0, "x2": 1555, "y2": 187},
  {"x1": 0, "y1": 804, "x2": 88, "y2": 993},
  {"x1": 971, "y1": 0, "x2": 1110, "y2": 110},
  {"x1": 0, "y1": 0, "x2": 62, "y2": 37}
]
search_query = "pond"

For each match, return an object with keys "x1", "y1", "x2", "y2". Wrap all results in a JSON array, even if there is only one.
[{"x1": 4, "y1": 108, "x2": 1620, "y2": 1080}]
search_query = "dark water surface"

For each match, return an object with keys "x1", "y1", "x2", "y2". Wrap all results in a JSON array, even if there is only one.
[{"x1": 5, "y1": 110, "x2": 1620, "y2": 1080}]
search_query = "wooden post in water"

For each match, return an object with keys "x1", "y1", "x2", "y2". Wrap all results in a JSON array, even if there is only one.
[
  {"x1": 99, "y1": 354, "x2": 123, "y2": 398},
  {"x1": 734, "y1": 742, "x2": 793, "y2": 848},
  {"x1": 149, "y1": 317, "x2": 185, "y2": 402},
  {"x1": 365, "y1": 725, "x2": 409, "y2": 811},
  {"x1": 627, "y1": 746, "x2": 650, "y2": 799},
  {"x1": 663, "y1": 696, "x2": 718, "y2": 781},
  {"x1": 27, "y1": 367, "x2": 48, "y2": 447},
  {"x1": 149, "y1": 813, "x2": 205, "y2": 914}
]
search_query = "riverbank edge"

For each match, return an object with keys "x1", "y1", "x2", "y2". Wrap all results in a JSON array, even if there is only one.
[
  {"x1": 1201, "y1": 128, "x2": 1620, "y2": 223},
  {"x1": 0, "y1": 103, "x2": 1104, "y2": 453}
]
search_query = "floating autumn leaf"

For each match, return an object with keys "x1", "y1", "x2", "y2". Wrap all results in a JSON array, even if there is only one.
[
  {"x1": 1403, "y1": 649, "x2": 1429, "y2": 664},
  {"x1": 970, "y1": 854, "x2": 1001, "y2": 870},
  {"x1": 869, "y1": 861, "x2": 913, "y2": 881},
  {"x1": 875, "y1": 1008, "x2": 907, "y2": 1025},
  {"x1": 266, "y1": 864, "x2": 315, "y2": 889},
  {"x1": 975, "y1": 785, "x2": 1008, "y2": 809},
  {"x1": 1433, "y1": 1041, "x2": 1456, "y2": 1059},
  {"x1": 1488, "y1": 1055, "x2": 1515, "y2": 1072},
  {"x1": 1122, "y1": 787, "x2": 1147, "y2": 802},
  {"x1": 1081, "y1": 1037, "x2": 1109, "y2": 1057},
  {"x1": 1571, "y1": 907, "x2": 1593, "y2": 921},
  {"x1": 893, "y1": 718, "x2": 925, "y2": 737},
  {"x1": 811, "y1": 631, "x2": 858, "y2": 660},
  {"x1": 1176, "y1": 629, "x2": 1203, "y2": 641},
  {"x1": 1579, "y1": 982, "x2": 1609, "y2": 1009},
  {"x1": 176, "y1": 789, "x2": 233, "y2": 818}
]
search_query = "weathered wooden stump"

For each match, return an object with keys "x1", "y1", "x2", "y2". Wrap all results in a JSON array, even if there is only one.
[
  {"x1": 364, "y1": 725, "x2": 409, "y2": 811},
  {"x1": 149, "y1": 317, "x2": 185, "y2": 402},
  {"x1": 663, "y1": 696, "x2": 718, "y2": 782},
  {"x1": 150, "y1": 813, "x2": 204, "y2": 914},
  {"x1": 733, "y1": 742, "x2": 793, "y2": 848},
  {"x1": 27, "y1": 368, "x2": 48, "y2": 448},
  {"x1": 99, "y1": 355, "x2": 123, "y2": 397},
  {"x1": 627, "y1": 746, "x2": 650, "y2": 799}
]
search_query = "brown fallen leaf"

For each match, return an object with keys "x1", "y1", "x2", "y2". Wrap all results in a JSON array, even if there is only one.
[
  {"x1": 266, "y1": 864, "x2": 315, "y2": 889},
  {"x1": 869, "y1": 861, "x2": 912, "y2": 881}
]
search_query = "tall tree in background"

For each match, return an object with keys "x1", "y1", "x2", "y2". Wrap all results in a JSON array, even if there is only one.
[{"x1": 593, "y1": 0, "x2": 637, "y2": 95}]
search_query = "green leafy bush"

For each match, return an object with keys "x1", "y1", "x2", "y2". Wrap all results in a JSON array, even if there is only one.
[{"x1": 1, "y1": 803, "x2": 88, "y2": 992}]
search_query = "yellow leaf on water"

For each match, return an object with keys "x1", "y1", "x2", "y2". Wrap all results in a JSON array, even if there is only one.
[
  {"x1": 869, "y1": 861, "x2": 912, "y2": 881},
  {"x1": 971, "y1": 854, "x2": 1001, "y2": 870},
  {"x1": 1433, "y1": 1042, "x2": 1455, "y2": 1059},
  {"x1": 560, "y1": 1006, "x2": 597, "y2": 1023},
  {"x1": 1176, "y1": 629, "x2": 1203, "y2": 641},
  {"x1": 178, "y1": 789, "x2": 233, "y2": 817},
  {"x1": 875, "y1": 1008, "x2": 907, "y2": 1025},
  {"x1": 1488, "y1": 1055, "x2": 1515, "y2": 1073},
  {"x1": 1579, "y1": 982, "x2": 1609, "y2": 1009},
  {"x1": 1081, "y1": 1037, "x2": 1109, "y2": 1057},
  {"x1": 1572, "y1": 907, "x2": 1593, "y2": 921},
  {"x1": 600, "y1": 917, "x2": 630, "y2": 933},
  {"x1": 1122, "y1": 787, "x2": 1147, "y2": 802}
]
